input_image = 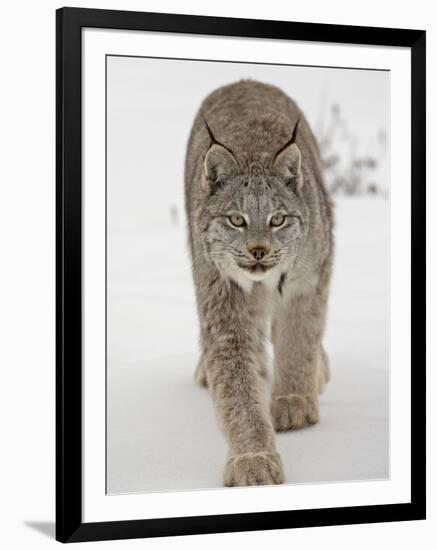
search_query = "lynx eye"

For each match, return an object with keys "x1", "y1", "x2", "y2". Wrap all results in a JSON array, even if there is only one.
[
  {"x1": 270, "y1": 214, "x2": 286, "y2": 227},
  {"x1": 229, "y1": 214, "x2": 246, "y2": 227}
]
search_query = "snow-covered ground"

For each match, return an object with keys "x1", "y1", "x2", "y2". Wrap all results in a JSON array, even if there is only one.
[
  {"x1": 106, "y1": 55, "x2": 390, "y2": 494},
  {"x1": 106, "y1": 197, "x2": 389, "y2": 494}
]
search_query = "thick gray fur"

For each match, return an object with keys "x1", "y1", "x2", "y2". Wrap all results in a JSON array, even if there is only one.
[{"x1": 184, "y1": 80, "x2": 334, "y2": 486}]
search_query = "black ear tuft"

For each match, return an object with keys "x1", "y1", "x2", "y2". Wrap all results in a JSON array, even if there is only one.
[
  {"x1": 290, "y1": 117, "x2": 301, "y2": 144},
  {"x1": 273, "y1": 117, "x2": 301, "y2": 160},
  {"x1": 272, "y1": 119, "x2": 303, "y2": 191},
  {"x1": 202, "y1": 115, "x2": 217, "y2": 146},
  {"x1": 202, "y1": 115, "x2": 239, "y2": 164}
]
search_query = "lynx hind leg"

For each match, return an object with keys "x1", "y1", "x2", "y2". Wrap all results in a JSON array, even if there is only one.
[
  {"x1": 271, "y1": 394, "x2": 319, "y2": 432},
  {"x1": 194, "y1": 355, "x2": 208, "y2": 387},
  {"x1": 317, "y1": 346, "x2": 330, "y2": 394}
]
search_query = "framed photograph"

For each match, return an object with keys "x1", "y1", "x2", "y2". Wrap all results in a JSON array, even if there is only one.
[{"x1": 56, "y1": 7, "x2": 426, "y2": 543}]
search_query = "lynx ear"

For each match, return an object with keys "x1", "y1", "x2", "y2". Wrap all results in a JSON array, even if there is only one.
[
  {"x1": 273, "y1": 118, "x2": 303, "y2": 191},
  {"x1": 202, "y1": 116, "x2": 239, "y2": 191},
  {"x1": 203, "y1": 144, "x2": 239, "y2": 187},
  {"x1": 273, "y1": 142, "x2": 302, "y2": 186}
]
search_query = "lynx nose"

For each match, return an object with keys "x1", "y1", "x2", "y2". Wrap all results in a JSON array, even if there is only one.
[{"x1": 249, "y1": 247, "x2": 269, "y2": 261}]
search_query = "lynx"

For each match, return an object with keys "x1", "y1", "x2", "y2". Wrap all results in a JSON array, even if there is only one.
[{"x1": 184, "y1": 80, "x2": 333, "y2": 486}]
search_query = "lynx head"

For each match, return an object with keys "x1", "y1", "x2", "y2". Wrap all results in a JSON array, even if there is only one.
[{"x1": 200, "y1": 118, "x2": 307, "y2": 284}]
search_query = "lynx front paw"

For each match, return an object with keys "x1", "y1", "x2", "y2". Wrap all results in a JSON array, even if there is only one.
[
  {"x1": 271, "y1": 394, "x2": 319, "y2": 432},
  {"x1": 224, "y1": 451, "x2": 285, "y2": 487}
]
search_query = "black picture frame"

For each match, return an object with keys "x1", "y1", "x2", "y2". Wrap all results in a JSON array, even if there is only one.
[{"x1": 56, "y1": 6, "x2": 426, "y2": 543}]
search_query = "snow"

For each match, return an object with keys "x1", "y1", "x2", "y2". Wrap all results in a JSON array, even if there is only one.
[
  {"x1": 105, "y1": 55, "x2": 390, "y2": 494},
  {"x1": 106, "y1": 197, "x2": 389, "y2": 494}
]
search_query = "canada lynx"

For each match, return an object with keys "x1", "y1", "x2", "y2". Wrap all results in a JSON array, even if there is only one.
[{"x1": 184, "y1": 80, "x2": 333, "y2": 486}]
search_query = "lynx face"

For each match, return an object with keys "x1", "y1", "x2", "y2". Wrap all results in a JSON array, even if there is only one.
[{"x1": 201, "y1": 138, "x2": 306, "y2": 284}]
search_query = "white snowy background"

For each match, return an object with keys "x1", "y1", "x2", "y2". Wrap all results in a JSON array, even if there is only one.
[{"x1": 106, "y1": 56, "x2": 390, "y2": 494}]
